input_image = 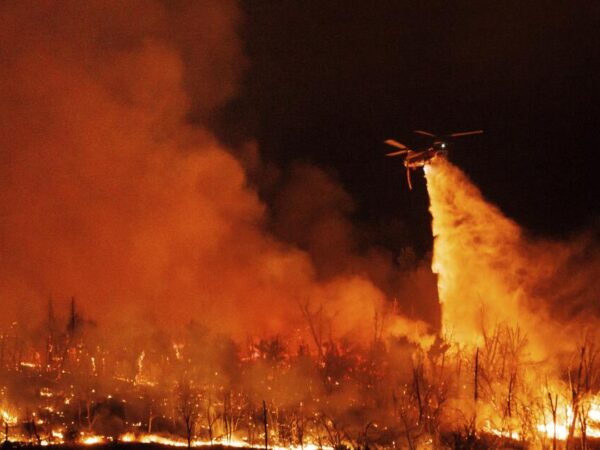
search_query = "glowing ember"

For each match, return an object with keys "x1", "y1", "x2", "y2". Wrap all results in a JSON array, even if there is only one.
[
  {"x1": 51, "y1": 430, "x2": 64, "y2": 440},
  {"x1": 81, "y1": 435, "x2": 107, "y2": 445}
]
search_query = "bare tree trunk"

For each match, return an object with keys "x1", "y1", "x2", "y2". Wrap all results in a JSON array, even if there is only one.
[
  {"x1": 223, "y1": 392, "x2": 230, "y2": 443},
  {"x1": 400, "y1": 411, "x2": 415, "y2": 450},
  {"x1": 473, "y1": 347, "x2": 479, "y2": 434},
  {"x1": 413, "y1": 366, "x2": 423, "y2": 426},
  {"x1": 567, "y1": 346, "x2": 585, "y2": 449},
  {"x1": 207, "y1": 396, "x2": 214, "y2": 446},
  {"x1": 177, "y1": 378, "x2": 197, "y2": 450},
  {"x1": 31, "y1": 418, "x2": 41, "y2": 445},
  {"x1": 506, "y1": 371, "x2": 516, "y2": 437},
  {"x1": 297, "y1": 404, "x2": 304, "y2": 450},
  {"x1": 547, "y1": 391, "x2": 558, "y2": 450},
  {"x1": 0, "y1": 335, "x2": 5, "y2": 369},
  {"x1": 299, "y1": 302, "x2": 324, "y2": 363},
  {"x1": 186, "y1": 417, "x2": 192, "y2": 449},
  {"x1": 263, "y1": 400, "x2": 269, "y2": 450},
  {"x1": 87, "y1": 399, "x2": 94, "y2": 431},
  {"x1": 247, "y1": 408, "x2": 255, "y2": 447},
  {"x1": 474, "y1": 348, "x2": 479, "y2": 401},
  {"x1": 580, "y1": 404, "x2": 589, "y2": 450}
]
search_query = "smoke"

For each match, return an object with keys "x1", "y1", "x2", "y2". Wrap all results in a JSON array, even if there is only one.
[
  {"x1": 0, "y1": 1, "x2": 437, "y2": 349},
  {"x1": 3, "y1": 4, "x2": 600, "y2": 444},
  {"x1": 425, "y1": 158, "x2": 600, "y2": 358},
  {"x1": 2, "y1": 0, "x2": 595, "y2": 364}
]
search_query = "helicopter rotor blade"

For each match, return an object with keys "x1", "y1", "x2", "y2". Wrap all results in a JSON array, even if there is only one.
[
  {"x1": 384, "y1": 139, "x2": 408, "y2": 150},
  {"x1": 448, "y1": 130, "x2": 484, "y2": 138},
  {"x1": 386, "y1": 149, "x2": 410, "y2": 157},
  {"x1": 406, "y1": 167, "x2": 413, "y2": 190},
  {"x1": 414, "y1": 130, "x2": 437, "y2": 138}
]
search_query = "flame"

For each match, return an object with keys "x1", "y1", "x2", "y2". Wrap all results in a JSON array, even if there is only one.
[
  {"x1": 115, "y1": 433, "x2": 331, "y2": 450},
  {"x1": 425, "y1": 157, "x2": 600, "y2": 444},
  {"x1": 51, "y1": 430, "x2": 64, "y2": 440},
  {"x1": 0, "y1": 157, "x2": 595, "y2": 449},
  {"x1": 1, "y1": 410, "x2": 17, "y2": 425},
  {"x1": 80, "y1": 435, "x2": 107, "y2": 445},
  {"x1": 537, "y1": 423, "x2": 569, "y2": 441},
  {"x1": 40, "y1": 387, "x2": 54, "y2": 397}
]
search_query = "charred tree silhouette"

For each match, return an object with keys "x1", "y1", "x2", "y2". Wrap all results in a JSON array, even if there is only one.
[
  {"x1": 392, "y1": 387, "x2": 420, "y2": 450},
  {"x1": 0, "y1": 334, "x2": 5, "y2": 369},
  {"x1": 45, "y1": 297, "x2": 57, "y2": 371},
  {"x1": 205, "y1": 392, "x2": 216, "y2": 446},
  {"x1": 23, "y1": 411, "x2": 41, "y2": 446},
  {"x1": 299, "y1": 301, "x2": 325, "y2": 364},
  {"x1": 474, "y1": 347, "x2": 479, "y2": 402},
  {"x1": 262, "y1": 400, "x2": 268, "y2": 450},
  {"x1": 317, "y1": 413, "x2": 349, "y2": 450},
  {"x1": 176, "y1": 378, "x2": 199, "y2": 449},
  {"x1": 58, "y1": 297, "x2": 81, "y2": 374},
  {"x1": 567, "y1": 335, "x2": 599, "y2": 450}
]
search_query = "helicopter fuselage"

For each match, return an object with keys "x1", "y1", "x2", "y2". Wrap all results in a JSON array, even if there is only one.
[
  {"x1": 403, "y1": 143, "x2": 448, "y2": 168},
  {"x1": 385, "y1": 129, "x2": 482, "y2": 190}
]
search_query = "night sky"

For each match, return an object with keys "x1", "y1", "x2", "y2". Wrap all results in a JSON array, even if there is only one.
[{"x1": 218, "y1": 1, "x2": 600, "y2": 255}]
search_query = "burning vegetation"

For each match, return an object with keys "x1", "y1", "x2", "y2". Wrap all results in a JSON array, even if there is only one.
[
  {"x1": 1, "y1": 156, "x2": 599, "y2": 450},
  {"x1": 1, "y1": 1, "x2": 600, "y2": 450},
  {"x1": 1, "y1": 297, "x2": 597, "y2": 450}
]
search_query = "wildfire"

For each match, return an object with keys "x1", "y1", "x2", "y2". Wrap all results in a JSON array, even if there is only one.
[
  {"x1": 423, "y1": 157, "x2": 600, "y2": 446},
  {"x1": 1, "y1": 409, "x2": 17, "y2": 425},
  {"x1": 80, "y1": 435, "x2": 107, "y2": 445},
  {"x1": 116, "y1": 433, "x2": 330, "y2": 450},
  {"x1": 0, "y1": 156, "x2": 596, "y2": 450},
  {"x1": 51, "y1": 430, "x2": 64, "y2": 440}
]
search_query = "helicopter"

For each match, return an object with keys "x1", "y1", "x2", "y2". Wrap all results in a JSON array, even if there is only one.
[{"x1": 385, "y1": 129, "x2": 483, "y2": 189}]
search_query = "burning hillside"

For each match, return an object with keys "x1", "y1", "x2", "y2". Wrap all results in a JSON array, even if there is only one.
[
  {"x1": 1, "y1": 156, "x2": 598, "y2": 449},
  {"x1": 1, "y1": 1, "x2": 600, "y2": 449}
]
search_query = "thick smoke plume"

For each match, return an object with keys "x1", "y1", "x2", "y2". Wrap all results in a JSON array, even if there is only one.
[
  {"x1": 0, "y1": 1, "x2": 434, "y2": 347},
  {"x1": 0, "y1": 5, "x2": 439, "y2": 445}
]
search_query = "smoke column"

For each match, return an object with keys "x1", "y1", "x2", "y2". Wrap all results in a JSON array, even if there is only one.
[{"x1": 0, "y1": 1, "x2": 438, "y2": 349}]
